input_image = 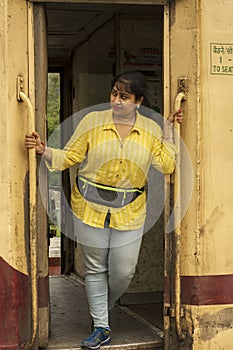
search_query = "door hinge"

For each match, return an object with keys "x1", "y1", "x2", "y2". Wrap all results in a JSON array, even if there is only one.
[{"x1": 169, "y1": 306, "x2": 185, "y2": 318}]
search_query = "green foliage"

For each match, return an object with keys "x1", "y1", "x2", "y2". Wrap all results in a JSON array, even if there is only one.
[
  {"x1": 47, "y1": 73, "x2": 60, "y2": 143},
  {"x1": 47, "y1": 73, "x2": 61, "y2": 188}
]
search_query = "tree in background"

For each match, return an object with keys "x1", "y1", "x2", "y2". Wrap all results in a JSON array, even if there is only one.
[
  {"x1": 47, "y1": 73, "x2": 60, "y2": 144},
  {"x1": 47, "y1": 73, "x2": 61, "y2": 231}
]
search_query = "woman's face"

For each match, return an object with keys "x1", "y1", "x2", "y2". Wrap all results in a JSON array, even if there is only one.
[{"x1": 110, "y1": 82, "x2": 142, "y2": 119}]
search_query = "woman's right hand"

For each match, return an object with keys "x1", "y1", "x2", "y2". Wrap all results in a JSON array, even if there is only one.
[{"x1": 25, "y1": 131, "x2": 45, "y2": 155}]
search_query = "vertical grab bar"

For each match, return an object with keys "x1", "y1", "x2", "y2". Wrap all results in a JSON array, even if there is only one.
[
  {"x1": 173, "y1": 91, "x2": 186, "y2": 342},
  {"x1": 19, "y1": 90, "x2": 38, "y2": 349}
]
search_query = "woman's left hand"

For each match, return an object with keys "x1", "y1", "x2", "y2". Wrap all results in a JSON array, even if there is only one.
[{"x1": 167, "y1": 109, "x2": 183, "y2": 124}]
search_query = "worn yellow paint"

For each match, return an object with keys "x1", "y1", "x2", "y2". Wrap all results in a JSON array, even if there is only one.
[
  {"x1": 170, "y1": 0, "x2": 233, "y2": 348},
  {"x1": 0, "y1": 1, "x2": 10, "y2": 264},
  {"x1": 170, "y1": 0, "x2": 201, "y2": 277},
  {"x1": 171, "y1": 0, "x2": 233, "y2": 276},
  {"x1": 182, "y1": 305, "x2": 233, "y2": 350},
  {"x1": 198, "y1": 0, "x2": 233, "y2": 276},
  {"x1": 0, "y1": 0, "x2": 34, "y2": 275},
  {"x1": 1, "y1": 0, "x2": 232, "y2": 348},
  {"x1": 192, "y1": 305, "x2": 233, "y2": 350}
]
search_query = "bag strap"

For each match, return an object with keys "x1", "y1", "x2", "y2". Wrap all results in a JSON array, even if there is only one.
[{"x1": 78, "y1": 176, "x2": 144, "y2": 194}]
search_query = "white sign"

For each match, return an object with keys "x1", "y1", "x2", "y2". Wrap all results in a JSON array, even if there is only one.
[{"x1": 210, "y1": 43, "x2": 233, "y2": 75}]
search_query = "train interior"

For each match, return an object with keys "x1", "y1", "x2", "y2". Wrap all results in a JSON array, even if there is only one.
[{"x1": 40, "y1": 2, "x2": 167, "y2": 349}]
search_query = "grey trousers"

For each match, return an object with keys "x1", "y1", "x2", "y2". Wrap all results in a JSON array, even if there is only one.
[{"x1": 73, "y1": 217, "x2": 143, "y2": 329}]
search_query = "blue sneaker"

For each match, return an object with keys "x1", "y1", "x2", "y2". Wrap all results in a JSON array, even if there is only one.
[{"x1": 81, "y1": 327, "x2": 111, "y2": 349}]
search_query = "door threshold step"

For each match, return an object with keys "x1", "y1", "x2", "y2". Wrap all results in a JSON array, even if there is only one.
[
  {"x1": 47, "y1": 276, "x2": 163, "y2": 350},
  {"x1": 47, "y1": 340, "x2": 163, "y2": 349}
]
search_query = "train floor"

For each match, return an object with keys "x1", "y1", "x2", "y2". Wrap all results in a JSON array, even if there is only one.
[{"x1": 47, "y1": 275, "x2": 164, "y2": 350}]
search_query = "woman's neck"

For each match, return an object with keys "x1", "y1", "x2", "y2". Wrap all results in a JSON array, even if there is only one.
[{"x1": 113, "y1": 113, "x2": 136, "y2": 125}]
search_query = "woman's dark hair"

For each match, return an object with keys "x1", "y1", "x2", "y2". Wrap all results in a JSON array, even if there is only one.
[{"x1": 111, "y1": 70, "x2": 151, "y2": 109}]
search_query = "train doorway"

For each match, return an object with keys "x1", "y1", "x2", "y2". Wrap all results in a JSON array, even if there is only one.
[
  {"x1": 33, "y1": 2, "x2": 171, "y2": 349},
  {"x1": 47, "y1": 72, "x2": 62, "y2": 277}
]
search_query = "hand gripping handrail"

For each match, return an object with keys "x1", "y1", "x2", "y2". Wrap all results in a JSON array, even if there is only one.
[
  {"x1": 19, "y1": 90, "x2": 38, "y2": 349},
  {"x1": 173, "y1": 91, "x2": 186, "y2": 342}
]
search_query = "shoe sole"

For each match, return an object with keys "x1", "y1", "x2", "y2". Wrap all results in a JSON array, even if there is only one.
[{"x1": 81, "y1": 336, "x2": 111, "y2": 350}]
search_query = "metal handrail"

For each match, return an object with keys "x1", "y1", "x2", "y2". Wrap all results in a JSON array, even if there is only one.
[
  {"x1": 174, "y1": 91, "x2": 186, "y2": 341},
  {"x1": 19, "y1": 91, "x2": 38, "y2": 349}
]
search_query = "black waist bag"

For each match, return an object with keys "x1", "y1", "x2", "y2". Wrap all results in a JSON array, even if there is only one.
[{"x1": 76, "y1": 176, "x2": 144, "y2": 208}]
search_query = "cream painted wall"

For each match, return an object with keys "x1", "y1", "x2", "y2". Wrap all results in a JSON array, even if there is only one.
[
  {"x1": 0, "y1": 0, "x2": 31, "y2": 275},
  {"x1": 0, "y1": 0, "x2": 10, "y2": 265},
  {"x1": 199, "y1": 0, "x2": 233, "y2": 276},
  {"x1": 170, "y1": 0, "x2": 200, "y2": 278},
  {"x1": 170, "y1": 0, "x2": 233, "y2": 348},
  {"x1": 170, "y1": 0, "x2": 233, "y2": 277}
]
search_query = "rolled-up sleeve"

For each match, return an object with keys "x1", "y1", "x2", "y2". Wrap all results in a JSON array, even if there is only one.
[
  {"x1": 151, "y1": 127, "x2": 178, "y2": 174},
  {"x1": 46, "y1": 120, "x2": 89, "y2": 171},
  {"x1": 46, "y1": 148, "x2": 69, "y2": 171}
]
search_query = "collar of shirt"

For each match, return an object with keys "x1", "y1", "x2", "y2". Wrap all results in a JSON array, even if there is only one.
[{"x1": 102, "y1": 109, "x2": 141, "y2": 135}]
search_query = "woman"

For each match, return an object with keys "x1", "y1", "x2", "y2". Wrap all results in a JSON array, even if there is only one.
[{"x1": 25, "y1": 71, "x2": 182, "y2": 349}]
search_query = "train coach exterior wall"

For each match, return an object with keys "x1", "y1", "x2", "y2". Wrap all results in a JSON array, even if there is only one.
[
  {"x1": 1, "y1": 0, "x2": 233, "y2": 349},
  {"x1": 170, "y1": 0, "x2": 233, "y2": 348},
  {"x1": 0, "y1": 0, "x2": 33, "y2": 348}
]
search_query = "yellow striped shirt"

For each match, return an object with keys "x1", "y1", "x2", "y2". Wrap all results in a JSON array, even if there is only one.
[{"x1": 48, "y1": 109, "x2": 177, "y2": 230}]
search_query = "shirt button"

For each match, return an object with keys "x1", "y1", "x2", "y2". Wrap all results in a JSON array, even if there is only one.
[{"x1": 120, "y1": 160, "x2": 122, "y2": 164}]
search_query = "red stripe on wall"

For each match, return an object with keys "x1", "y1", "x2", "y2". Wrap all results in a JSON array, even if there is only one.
[
  {"x1": 0, "y1": 257, "x2": 31, "y2": 348},
  {"x1": 181, "y1": 274, "x2": 233, "y2": 305}
]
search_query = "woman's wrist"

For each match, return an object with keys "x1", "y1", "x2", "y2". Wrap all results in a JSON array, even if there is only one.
[
  {"x1": 36, "y1": 142, "x2": 46, "y2": 156},
  {"x1": 164, "y1": 119, "x2": 174, "y2": 141},
  {"x1": 166, "y1": 117, "x2": 174, "y2": 127}
]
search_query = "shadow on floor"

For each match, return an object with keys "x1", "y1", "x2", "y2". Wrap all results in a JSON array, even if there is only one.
[{"x1": 47, "y1": 275, "x2": 163, "y2": 350}]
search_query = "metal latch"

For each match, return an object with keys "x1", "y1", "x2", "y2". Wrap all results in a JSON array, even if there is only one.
[
  {"x1": 17, "y1": 75, "x2": 24, "y2": 101},
  {"x1": 177, "y1": 77, "x2": 188, "y2": 100}
]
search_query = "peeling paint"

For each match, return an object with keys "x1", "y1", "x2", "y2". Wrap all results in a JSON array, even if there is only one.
[
  {"x1": 197, "y1": 308, "x2": 233, "y2": 342},
  {"x1": 199, "y1": 205, "x2": 224, "y2": 236}
]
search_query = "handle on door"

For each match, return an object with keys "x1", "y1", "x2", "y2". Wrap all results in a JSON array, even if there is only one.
[
  {"x1": 174, "y1": 77, "x2": 188, "y2": 342},
  {"x1": 17, "y1": 76, "x2": 38, "y2": 349}
]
